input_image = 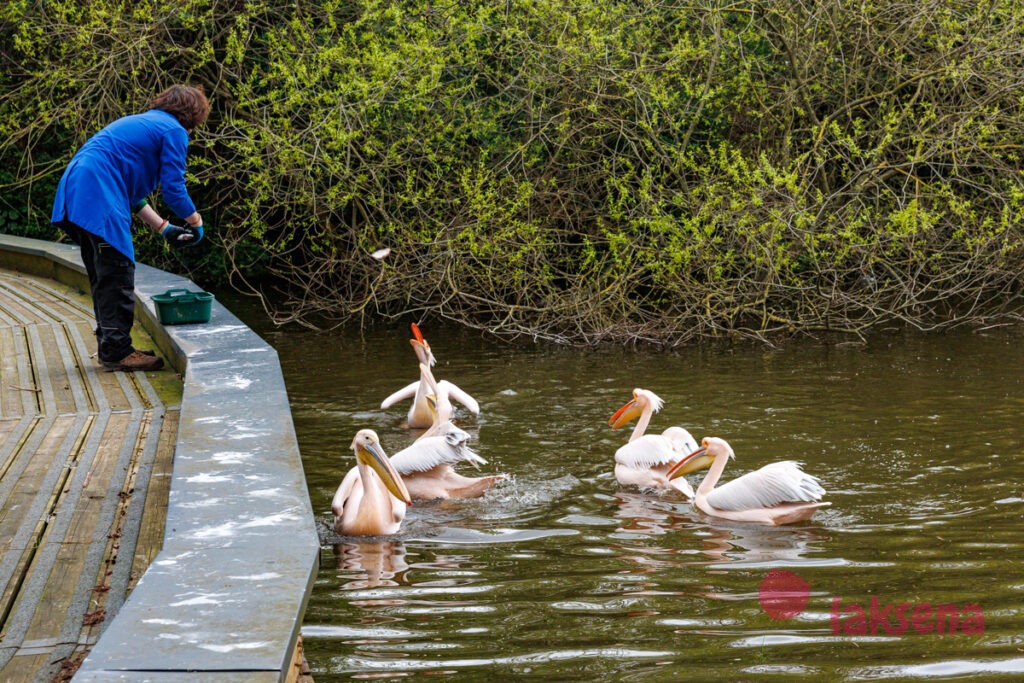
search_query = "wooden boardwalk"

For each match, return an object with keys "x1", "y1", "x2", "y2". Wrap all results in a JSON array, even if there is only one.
[{"x1": 0, "y1": 267, "x2": 179, "y2": 682}]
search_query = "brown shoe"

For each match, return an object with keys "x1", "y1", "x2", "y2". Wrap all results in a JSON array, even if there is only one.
[{"x1": 102, "y1": 350, "x2": 165, "y2": 372}]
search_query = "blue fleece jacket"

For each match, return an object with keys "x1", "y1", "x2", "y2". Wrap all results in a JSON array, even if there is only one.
[{"x1": 51, "y1": 109, "x2": 197, "y2": 262}]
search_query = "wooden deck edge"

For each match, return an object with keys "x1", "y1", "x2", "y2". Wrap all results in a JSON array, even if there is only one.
[{"x1": 0, "y1": 235, "x2": 320, "y2": 683}]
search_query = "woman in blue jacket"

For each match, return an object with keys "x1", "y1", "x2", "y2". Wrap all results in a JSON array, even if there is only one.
[{"x1": 52, "y1": 84, "x2": 209, "y2": 371}]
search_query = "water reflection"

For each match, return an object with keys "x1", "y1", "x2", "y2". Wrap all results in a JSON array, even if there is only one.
[
  {"x1": 333, "y1": 541, "x2": 409, "y2": 589},
  {"x1": 608, "y1": 490, "x2": 831, "y2": 568},
  {"x1": 691, "y1": 523, "x2": 832, "y2": 568},
  {"x1": 610, "y1": 490, "x2": 694, "y2": 536}
]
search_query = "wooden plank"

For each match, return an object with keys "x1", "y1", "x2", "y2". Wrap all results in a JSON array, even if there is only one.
[
  {"x1": 20, "y1": 412, "x2": 134, "y2": 644},
  {"x1": 25, "y1": 324, "x2": 60, "y2": 417},
  {"x1": 0, "y1": 327, "x2": 19, "y2": 417},
  {"x1": 61, "y1": 413, "x2": 132, "y2": 547},
  {"x1": 8, "y1": 325, "x2": 38, "y2": 416},
  {"x1": 0, "y1": 415, "x2": 78, "y2": 660},
  {"x1": 0, "y1": 269, "x2": 93, "y2": 326},
  {"x1": 0, "y1": 285, "x2": 17, "y2": 326},
  {"x1": 0, "y1": 416, "x2": 74, "y2": 550},
  {"x1": 0, "y1": 417, "x2": 21, "y2": 446},
  {"x1": 0, "y1": 272, "x2": 84, "y2": 327},
  {"x1": 0, "y1": 416, "x2": 61, "y2": 561},
  {"x1": 86, "y1": 366, "x2": 133, "y2": 413},
  {"x1": 110, "y1": 370, "x2": 144, "y2": 412},
  {"x1": 0, "y1": 326, "x2": 35, "y2": 419},
  {"x1": 31, "y1": 324, "x2": 75, "y2": 416},
  {"x1": 80, "y1": 410, "x2": 153, "y2": 644},
  {"x1": 0, "y1": 651, "x2": 51, "y2": 683},
  {"x1": 51, "y1": 323, "x2": 91, "y2": 416},
  {"x1": 286, "y1": 635, "x2": 313, "y2": 683},
  {"x1": 0, "y1": 416, "x2": 36, "y2": 487},
  {"x1": 130, "y1": 408, "x2": 178, "y2": 587},
  {"x1": 0, "y1": 280, "x2": 45, "y2": 325},
  {"x1": 68, "y1": 321, "x2": 100, "y2": 414},
  {"x1": 18, "y1": 277, "x2": 94, "y2": 324}
]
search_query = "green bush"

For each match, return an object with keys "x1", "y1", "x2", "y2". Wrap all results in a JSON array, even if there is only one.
[{"x1": 2, "y1": 1, "x2": 1023, "y2": 344}]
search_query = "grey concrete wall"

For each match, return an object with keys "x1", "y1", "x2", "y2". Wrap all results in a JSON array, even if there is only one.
[{"x1": 0, "y1": 235, "x2": 319, "y2": 682}]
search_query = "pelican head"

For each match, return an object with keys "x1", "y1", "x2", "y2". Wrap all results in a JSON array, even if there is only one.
[
  {"x1": 667, "y1": 436, "x2": 732, "y2": 479},
  {"x1": 351, "y1": 429, "x2": 412, "y2": 504},
  {"x1": 608, "y1": 388, "x2": 664, "y2": 429},
  {"x1": 410, "y1": 323, "x2": 436, "y2": 367}
]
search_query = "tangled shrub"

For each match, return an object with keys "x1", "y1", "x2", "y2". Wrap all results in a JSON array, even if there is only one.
[{"x1": 2, "y1": 0, "x2": 1023, "y2": 345}]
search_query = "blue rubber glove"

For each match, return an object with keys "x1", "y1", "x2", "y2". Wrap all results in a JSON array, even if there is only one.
[
  {"x1": 161, "y1": 222, "x2": 193, "y2": 249},
  {"x1": 184, "y1": 224, "x2": 204, "y2": 245}
]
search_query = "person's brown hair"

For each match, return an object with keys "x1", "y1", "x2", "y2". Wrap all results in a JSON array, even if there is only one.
[{"x1": 150, "y1": 84, "x2": 209, "y2": 130}]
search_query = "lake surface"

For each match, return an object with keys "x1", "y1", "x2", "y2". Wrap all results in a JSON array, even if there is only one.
[{"x1": 231, "y1": 303, "x2": 1024, "y2": 681}]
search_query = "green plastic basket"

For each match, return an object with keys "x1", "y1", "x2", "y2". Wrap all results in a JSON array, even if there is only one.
[{"x1": 152, "y1": 288, "x2": 214, "y2": 325}]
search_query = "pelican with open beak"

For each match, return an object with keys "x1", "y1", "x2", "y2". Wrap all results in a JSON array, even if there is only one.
[
  {"x1": 381, "y1": 323, "x2": 479, "y2": 429},
  {"x1": 332, "y1": 429, "x2": 412, "y2": 536},
  {"x1": 668, "y1": 436, "x2": 830, "y2": 525},
  {"x1": 609, "y1": 388, "x2": 702, "y2": 497}
]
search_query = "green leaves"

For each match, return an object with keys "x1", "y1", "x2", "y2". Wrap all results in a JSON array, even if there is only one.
[{"x1": 3, "y1": 0, "x2": 1024, "y2": 343}]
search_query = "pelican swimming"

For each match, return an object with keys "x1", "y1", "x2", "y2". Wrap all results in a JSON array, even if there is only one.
[
  {"x1": 389, "y1": 364, "x2": 504, "y2": 499},
  {"x1": 609, "y1": 388, "x2": 701, "y2": 497},
  {"x1": 380, "y1": 323, "x2": 479, "y2": 428},
  {"x1": 668, "y1": 436, "x2": 830, "y2": 525},
  {"x1": 332, "y1": 429, "x2": 412, "y2": 536}
]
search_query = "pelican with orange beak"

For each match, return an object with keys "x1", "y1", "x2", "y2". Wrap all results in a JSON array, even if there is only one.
[
  {"x1": 381, "y1": 323, "x2": 479, "y2": 429},
  {"x1": 332, "y1": 429, "x2": 412, "y2": 536},
  {"x1": 667, "y1": 436, "x2": 830, "y2": 525},
  {"x1": 609, "y1": 388, "x2": 702, "y2": 497}
]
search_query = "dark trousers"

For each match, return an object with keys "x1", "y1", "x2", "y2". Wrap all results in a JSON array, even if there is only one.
[{"x1": 58, "y1": 221, "x2": 136, "y2": 362}]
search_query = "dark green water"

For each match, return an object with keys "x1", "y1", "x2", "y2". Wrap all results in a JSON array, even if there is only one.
[{"x1": 233, "y1": 302, "x2": 1024, "y2": 681}]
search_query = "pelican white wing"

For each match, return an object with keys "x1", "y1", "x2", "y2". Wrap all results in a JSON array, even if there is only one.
[
  {"x1": 614, "y1": 427, "x2": 698, "y2": 470},
  {"x1": 614, "y1": 436, "x2": 676, "y2": 469},
  {"x1": 390, "y1": 424, "x2": 486, "y2": 474},
  {"x1": 331, "y1": 466, "x2": 360, "y2": 519},
  {"x1": 436, "y1": 380, "x2": 480, "y2": 415},
  {"x1": 706, "y1": 461, "x2": 825, "y2": 512},
  {"x1": 380, "y1": 381, "x2": 419, "y2": 410}
]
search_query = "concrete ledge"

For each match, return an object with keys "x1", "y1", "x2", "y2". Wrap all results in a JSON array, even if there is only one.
[{"x1": 0, "y1": 235, "x2": 319, "y2": 681}]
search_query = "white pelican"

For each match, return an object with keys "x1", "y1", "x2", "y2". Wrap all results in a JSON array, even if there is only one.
[
  {"x1": 609, "y1": 388, "x2": 701, "y2": 497},
  {"x1": 668, "y1": 436, "x2": 830, "y2": 525},
  {"x1": 332, "y1": 429, "x2": 412, "y2": 536},
  {"x1": 389, "y1": 364, "x2": 504, "y2": 499},
  {"x1": 380, "y1": 323, "x2": 479, "y2": 428},
  {"x1": 391, "y1": 422, "x2": 502, "y2": 499}
]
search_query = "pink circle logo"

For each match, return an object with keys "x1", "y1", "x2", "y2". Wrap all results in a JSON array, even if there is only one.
[{"x1": 759, "y1": 569, "x2": 811, "y2": 620}]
